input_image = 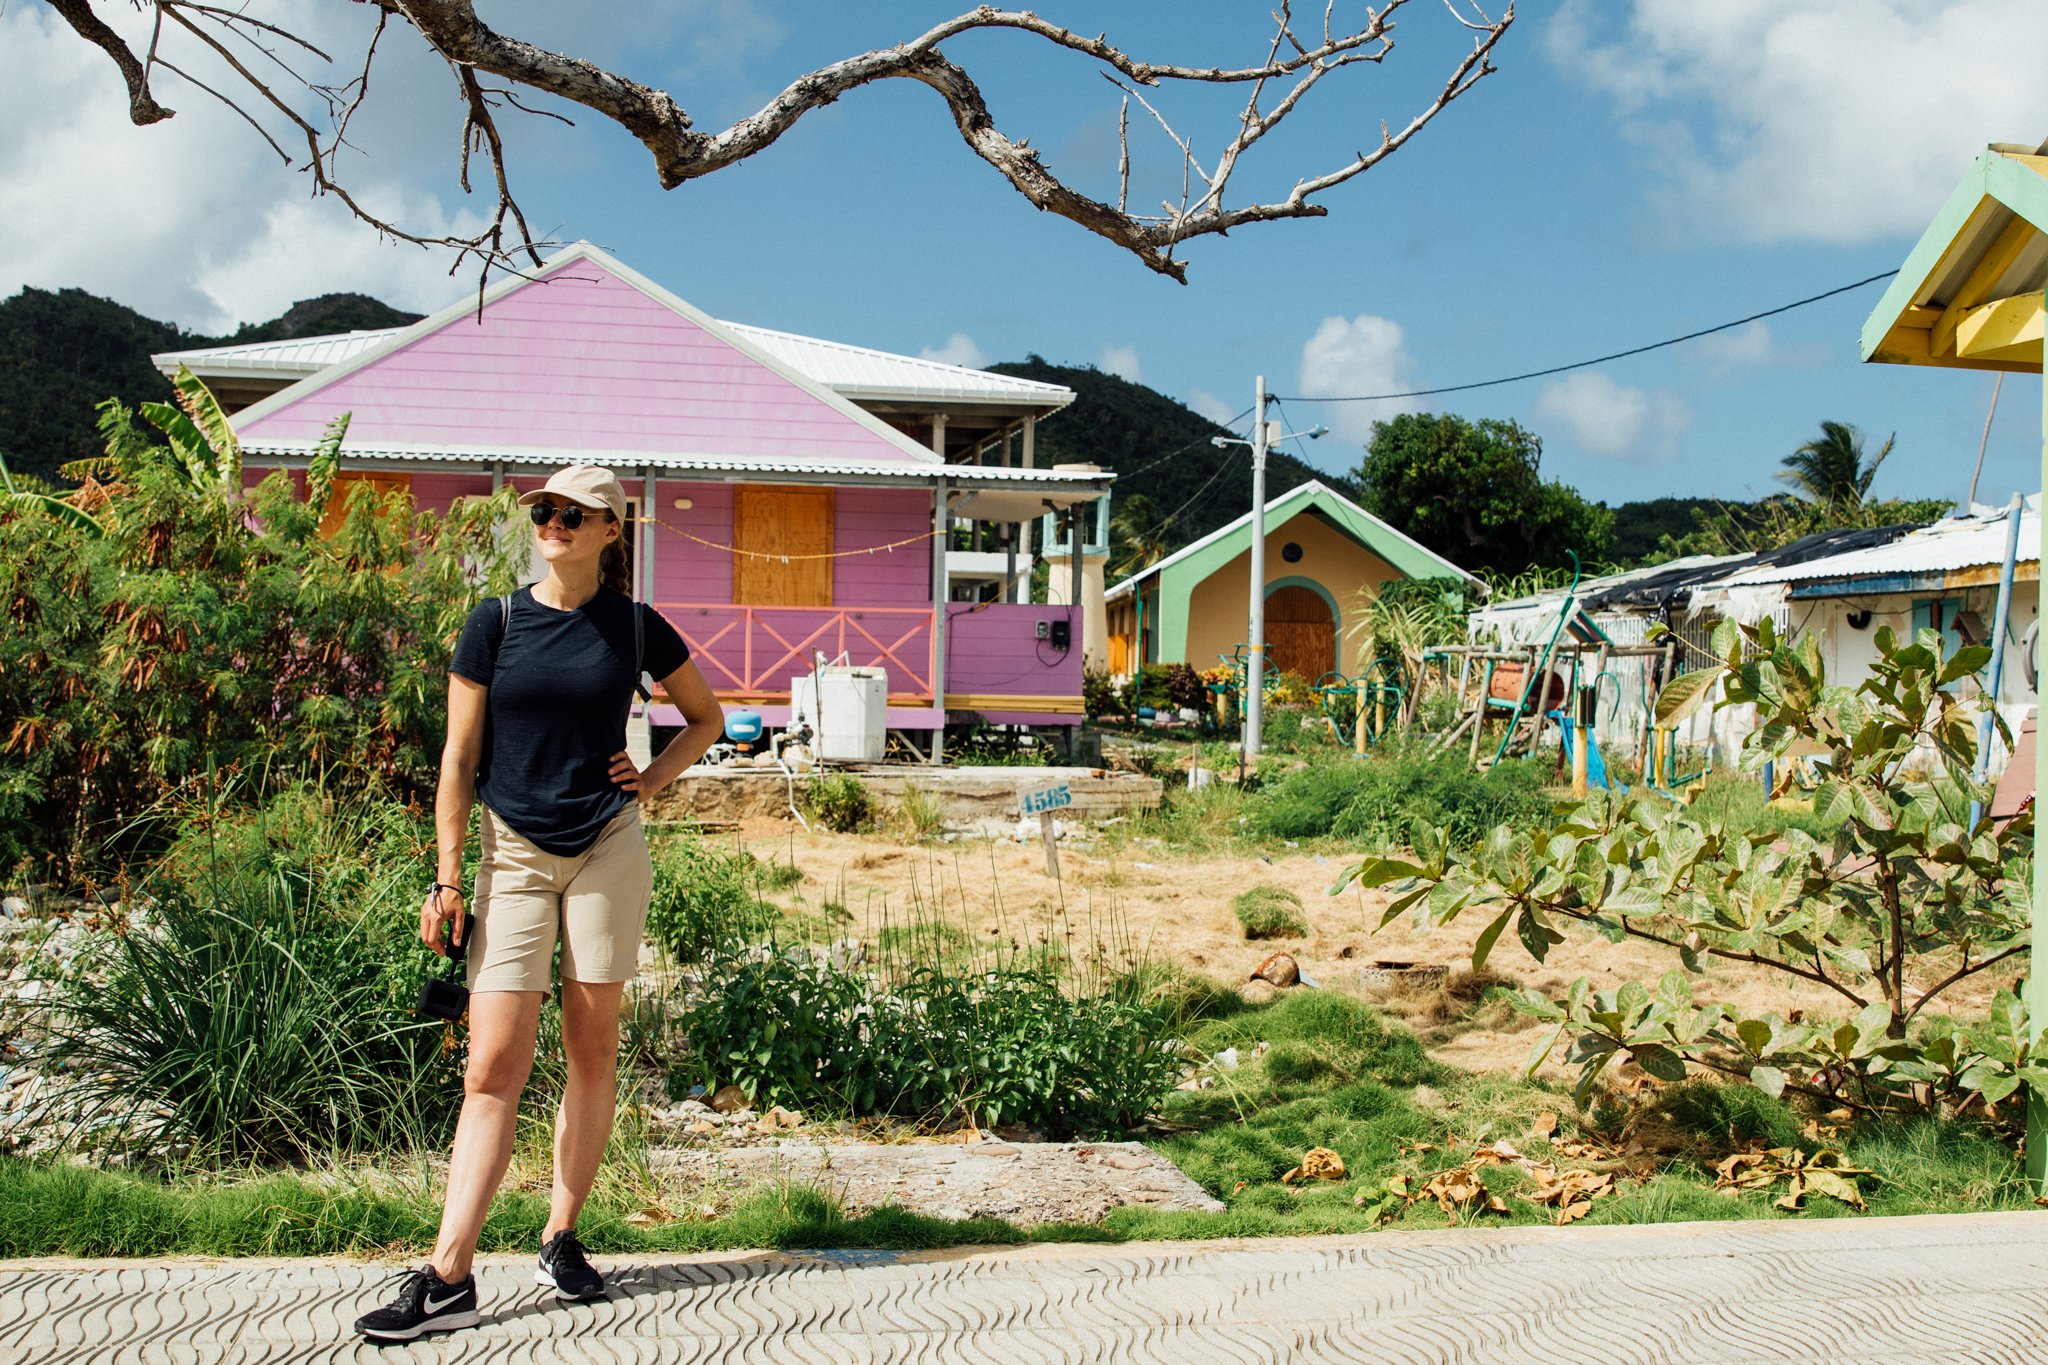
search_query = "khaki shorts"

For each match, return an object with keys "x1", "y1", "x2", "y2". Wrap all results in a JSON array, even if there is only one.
[{"x1": 468, "y1": 804, "x2": 652, "y2": 993}]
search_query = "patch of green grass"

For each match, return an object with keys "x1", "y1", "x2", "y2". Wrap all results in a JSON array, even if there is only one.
[
  {"x1": 0, "y1": 1159, "x2": 1023, "y2": 1260},
  {"x1": 1249, "y1": 745, "x2": 1556, "y2": 851},
  {"x1": 5, "y1": 980, "x2": 2028, "y2": 1259},
  {"x1": 1231, "y1": 885, "x2": 1308, "y2": 940}
]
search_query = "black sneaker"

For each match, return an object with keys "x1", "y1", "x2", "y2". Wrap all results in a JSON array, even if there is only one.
[
  {"x1": 537, "y1": 1229, "x2": 606, "y2": 1301},
  {"x1": 353, "y1": 1266, "x2": 480, "y2": 1342}
]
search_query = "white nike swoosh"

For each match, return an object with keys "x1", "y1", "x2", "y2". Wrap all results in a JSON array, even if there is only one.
[{"x1": 423, "y1": 1290, "x2": 466, "y2": 1313}]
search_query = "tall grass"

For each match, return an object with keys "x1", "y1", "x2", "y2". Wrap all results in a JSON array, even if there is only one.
[
  {"x1": 1251, "y1": 746, "x2": 1555, "y2": 849},
  {"x1": 44, "y1": 788, "x2": 461, "y2": 1164}
]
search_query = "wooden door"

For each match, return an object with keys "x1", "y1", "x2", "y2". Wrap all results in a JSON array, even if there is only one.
[
  {"x1": 733, "y1": 486, "x2": 834, "y2": 606},
  {"x1": 1265, "y1": 584, "x2": 1334, "y2": 681}
]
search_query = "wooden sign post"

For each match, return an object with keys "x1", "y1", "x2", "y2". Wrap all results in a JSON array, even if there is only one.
[{"x1": 1018, "y1": 780, "x2": 1074, "y2": 880}]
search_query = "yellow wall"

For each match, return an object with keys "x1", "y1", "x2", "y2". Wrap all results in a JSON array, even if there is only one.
[{"x1": 1182, "y1": 511, "x2": 1402, "y2": 673}]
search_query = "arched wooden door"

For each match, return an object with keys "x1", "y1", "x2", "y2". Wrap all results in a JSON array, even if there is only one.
[{"x1": 1265, "y1": 584, "x2": 1334, "y2": 681}]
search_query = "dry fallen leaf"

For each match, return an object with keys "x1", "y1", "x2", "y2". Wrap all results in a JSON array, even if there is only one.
[
  {"x1": 1299, "y1": 1147, "x2": 1347, "y2": 1181},
  {"x1": 1532, "y1": 1111, "x2": 1559, "y2": 1138}
]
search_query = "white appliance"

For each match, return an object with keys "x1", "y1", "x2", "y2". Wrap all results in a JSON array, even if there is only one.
[{"x1": 791, "y1": 665, "x2": 888, "y2": 763}]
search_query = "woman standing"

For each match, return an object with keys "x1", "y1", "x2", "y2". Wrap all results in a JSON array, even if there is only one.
[{"x1": 356, "y1": 464, "x2": 723, "y2": 1342}]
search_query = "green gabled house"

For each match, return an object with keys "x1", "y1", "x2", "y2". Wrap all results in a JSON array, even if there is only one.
[{"x1": 1103, "y1": 479, "x2": 1481, "y2": 680}]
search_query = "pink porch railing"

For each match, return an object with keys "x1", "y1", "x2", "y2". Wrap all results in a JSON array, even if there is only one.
[{"x1": 652, "y1": 604, "x2": 936, "y2": 702}]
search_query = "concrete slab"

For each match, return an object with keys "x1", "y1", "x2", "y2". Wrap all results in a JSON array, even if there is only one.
[
  {"x1": 654, "y1": 766, "x2": 1162, "y2": 824},
  {"x1": 5, "y1": 1212, "x2": 2046, "y2": 1363}
]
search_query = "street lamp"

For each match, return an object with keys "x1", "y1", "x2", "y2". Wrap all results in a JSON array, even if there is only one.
[{"x1": 1211, "y1": 377, "x2": 1326, "y2": 761}]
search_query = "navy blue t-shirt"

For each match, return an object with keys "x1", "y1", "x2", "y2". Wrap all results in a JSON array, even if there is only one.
[{"x1": 451, "y1": 587, "x2": 689, "y2": 856}]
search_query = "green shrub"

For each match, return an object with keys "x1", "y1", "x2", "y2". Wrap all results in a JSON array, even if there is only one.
[
  {"x1": 44, "y1": 792, "x2": 461, "y2": 1163},
  {"x1": 0, "y1": 388, "x2": 522, "y2": 877},
  {"x1": 644, "y1": 834, "x2": 778, "y2": 963},
  {"x1": 1338, "y1": 620, "x2": 2037, "y2": 1122},
  {"x1": 1231, "y1": 885, "x2": 1308, "y2": 939},
  {"x1": 1250, "y1": 747, "x2": 1554, "y2": 849},
  {"x1": 678, "y1": 948, "x2": 1179, "y2": 1137},
  {"x1": 800, "y1": 773, "x2": 874, "y2": 833}
]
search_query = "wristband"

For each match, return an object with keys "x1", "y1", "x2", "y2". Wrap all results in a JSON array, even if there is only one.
[{"x1": 429, "y1": 882, "x2": 464, "y2": 901}]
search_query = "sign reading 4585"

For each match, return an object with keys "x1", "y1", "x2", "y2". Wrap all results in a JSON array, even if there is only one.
[{"x1": 1018, "y1": 782, "x2": 1073, "y2": 816}]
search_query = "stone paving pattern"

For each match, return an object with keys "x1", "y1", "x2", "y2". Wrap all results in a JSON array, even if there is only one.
[{"x1": 4, "y1": 1211, "x2": 2046, "y2": 1363}]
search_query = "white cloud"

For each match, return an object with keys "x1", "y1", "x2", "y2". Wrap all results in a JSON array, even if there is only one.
[
  {"x1": 1690, "y1": 320, "x2": 1829, "y2": 375},
  {"x1": 919, "y1": 332, "x2": 988, "y2": 368},
  {"x1": 1296, "y1": 314, "x2": 1421, "y2": 446},
  {"x1": 1533, "y1": 371, "x2": 1691, "y2": 464},
  {"x1": 1183, "y1": 386, "x2": 1239, "y2": 426},
  {"x1": 0, "y1": 6, "x2": 494, "y2": 332},
  {"x1": 1546, "y1": 0, "x2": 2048, "y2": 243},
  {"x1": 1099, "y1": 344, "x2": 1142, "y2": 383},
  {"x1": 0, "y1": 3, "x2": 759, "y2": 333}
]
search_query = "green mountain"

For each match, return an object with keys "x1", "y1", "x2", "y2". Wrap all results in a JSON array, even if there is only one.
[
  {"x1": 987, "y1": 358, "x2": 1355, "y2": 558},
  {"x1": 0, "y1": 287, "x2": 420, "y2": 485}
]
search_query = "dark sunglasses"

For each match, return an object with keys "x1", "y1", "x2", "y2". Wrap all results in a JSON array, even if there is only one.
[{"x1": 528, "y1": 501, "x2": 590, "y2": 530}]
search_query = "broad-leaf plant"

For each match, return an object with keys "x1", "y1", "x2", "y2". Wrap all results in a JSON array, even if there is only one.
[{"x1": 1337, "y1": 618, "x2": 2038, "y2": 1124}]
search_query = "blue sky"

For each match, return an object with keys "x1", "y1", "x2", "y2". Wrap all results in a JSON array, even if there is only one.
[{"x1": 2, "y1": 0, "x2": 2042, "y2": 507}]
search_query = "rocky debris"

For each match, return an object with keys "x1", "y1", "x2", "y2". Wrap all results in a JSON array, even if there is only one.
[
  {"x1": 1249, "y1": 951, "x2": 1299, "y2": 988},
  {"x1": 649, "y1": 1138, "x2": 1222, "y2": 1227}
]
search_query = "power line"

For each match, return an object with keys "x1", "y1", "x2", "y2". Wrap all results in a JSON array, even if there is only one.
[{"x1": 1276, "y1": 270, "x2": 1900, "y2": 404}]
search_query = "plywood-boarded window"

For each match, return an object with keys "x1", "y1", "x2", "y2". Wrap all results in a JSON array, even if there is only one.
[
  {"x1": 733, "y1": 486, "x2": 834, "y2": 606},
  {"x1": 319, "y1": 471, "x2": 413, "y2": 538}
]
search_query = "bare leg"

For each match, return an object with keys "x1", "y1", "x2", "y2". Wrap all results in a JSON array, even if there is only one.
[
  {"x1": 545, "y1": 978, "x2": 627, "y2": 1239},
  {"x1": 430, "y1": 990, "x2": 545, "y2": 1282}
]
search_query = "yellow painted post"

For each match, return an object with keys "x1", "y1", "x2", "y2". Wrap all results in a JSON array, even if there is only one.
[{"x1": 1354, "y1": 691, "x2": 1369, "y2": 755}]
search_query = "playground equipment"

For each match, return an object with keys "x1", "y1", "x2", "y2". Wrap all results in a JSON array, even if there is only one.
[
  {"x1": 1314, "y1": 657, "x2": 1406, "y2": 753},
  {"x1": 1425, "y1": 630, "x2": 1689, "y2": 776}
]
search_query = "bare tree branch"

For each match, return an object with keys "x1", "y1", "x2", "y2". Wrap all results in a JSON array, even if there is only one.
[
  {"x1": 43, "y1": 0, "x2": 174, "y2": 124},
  {"x1": 38, "y1": 0, "x2": 1514, "y2": 284}
]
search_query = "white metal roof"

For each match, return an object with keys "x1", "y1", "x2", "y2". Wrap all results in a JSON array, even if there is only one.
[
  {"x1": 236, "y1": 439, "x2": 1111, "y2": 496},
  {"x1": 1715, "y1": 499, "x2": 2040, "y2": 588},
  {"x1": 154, "y1": 328, "x2": 406, "y2": 377},
  {"x1": 154, "y1": 321, "x2": 1073, "y2": 409},
  {"x1": 720, "y1": 323, "x2": 1070, "y2": 407}
]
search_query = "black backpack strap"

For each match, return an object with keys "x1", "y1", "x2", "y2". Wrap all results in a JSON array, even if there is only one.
[
  {"x1": 634, "y1": 600, "x2": 652, "y2": 703},
  {"x1": 499, "y1": 593, "x2": 512, "y2": 632}
]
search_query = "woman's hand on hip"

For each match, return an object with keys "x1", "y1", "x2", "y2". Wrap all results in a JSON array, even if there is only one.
[
  {"x1": 421, "y1": 885, "x2": 465, "y2": 956},
  {"x1": 609, "y1": 749, "x2": 651, "y2": 801}
]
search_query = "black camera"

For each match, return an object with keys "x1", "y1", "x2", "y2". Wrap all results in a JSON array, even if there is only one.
[{"x1": 416, "y1": 914, "x2": 475, "y2": 1023}]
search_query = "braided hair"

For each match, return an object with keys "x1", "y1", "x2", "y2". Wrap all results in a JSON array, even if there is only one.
[{"x1": 599, "y1": 514, "x2": 633, "y2": 596}]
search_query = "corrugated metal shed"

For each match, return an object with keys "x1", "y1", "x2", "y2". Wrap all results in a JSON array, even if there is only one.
[{"x1": 1714, "y1": 501, "x2": 2038, "y2": 588}]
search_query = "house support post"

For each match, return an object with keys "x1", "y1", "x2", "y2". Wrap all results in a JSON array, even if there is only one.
[
  {"x1": 930, "y1": 478, "x2": 950, "y2": 765},
  {"x1": 1021, "y1": 417, "x2": 1036, "y2": 588}
]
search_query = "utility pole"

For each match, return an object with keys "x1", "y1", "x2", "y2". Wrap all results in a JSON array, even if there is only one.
[{"x1": 1245, "y1": 376, "x2": 1270, "y2": 759}]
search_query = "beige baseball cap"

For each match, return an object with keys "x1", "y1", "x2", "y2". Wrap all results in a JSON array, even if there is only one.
[{"x1": 517, "y1": 464, "x2": 626, "y2": 522}]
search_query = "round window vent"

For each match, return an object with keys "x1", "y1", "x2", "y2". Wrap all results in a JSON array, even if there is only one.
[{"x1": 1281, "y1": 542, "x2": 1304, "y2": 563}]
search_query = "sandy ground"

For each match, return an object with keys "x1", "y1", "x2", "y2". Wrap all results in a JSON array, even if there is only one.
[{"x1": 714, "y1": 816, "x2": 2014, "y2": 1082}]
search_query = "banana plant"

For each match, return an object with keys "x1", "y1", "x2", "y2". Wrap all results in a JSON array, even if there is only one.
[
  {"x1": 0, "y1": 449, "x2": 103, "y2": 538},
  {"x1": 139, "y1": 364, "x2": 243, "y2": 496}
]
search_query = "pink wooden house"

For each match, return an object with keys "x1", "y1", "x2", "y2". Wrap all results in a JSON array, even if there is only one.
[{"x1": 154, "y1": 243, "x2": 1111, "y2": 758}]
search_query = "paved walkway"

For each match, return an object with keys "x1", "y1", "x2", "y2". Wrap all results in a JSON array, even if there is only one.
[{"x1": 4, "y1": 1211, "x2": 2046, "y2": 1363}]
